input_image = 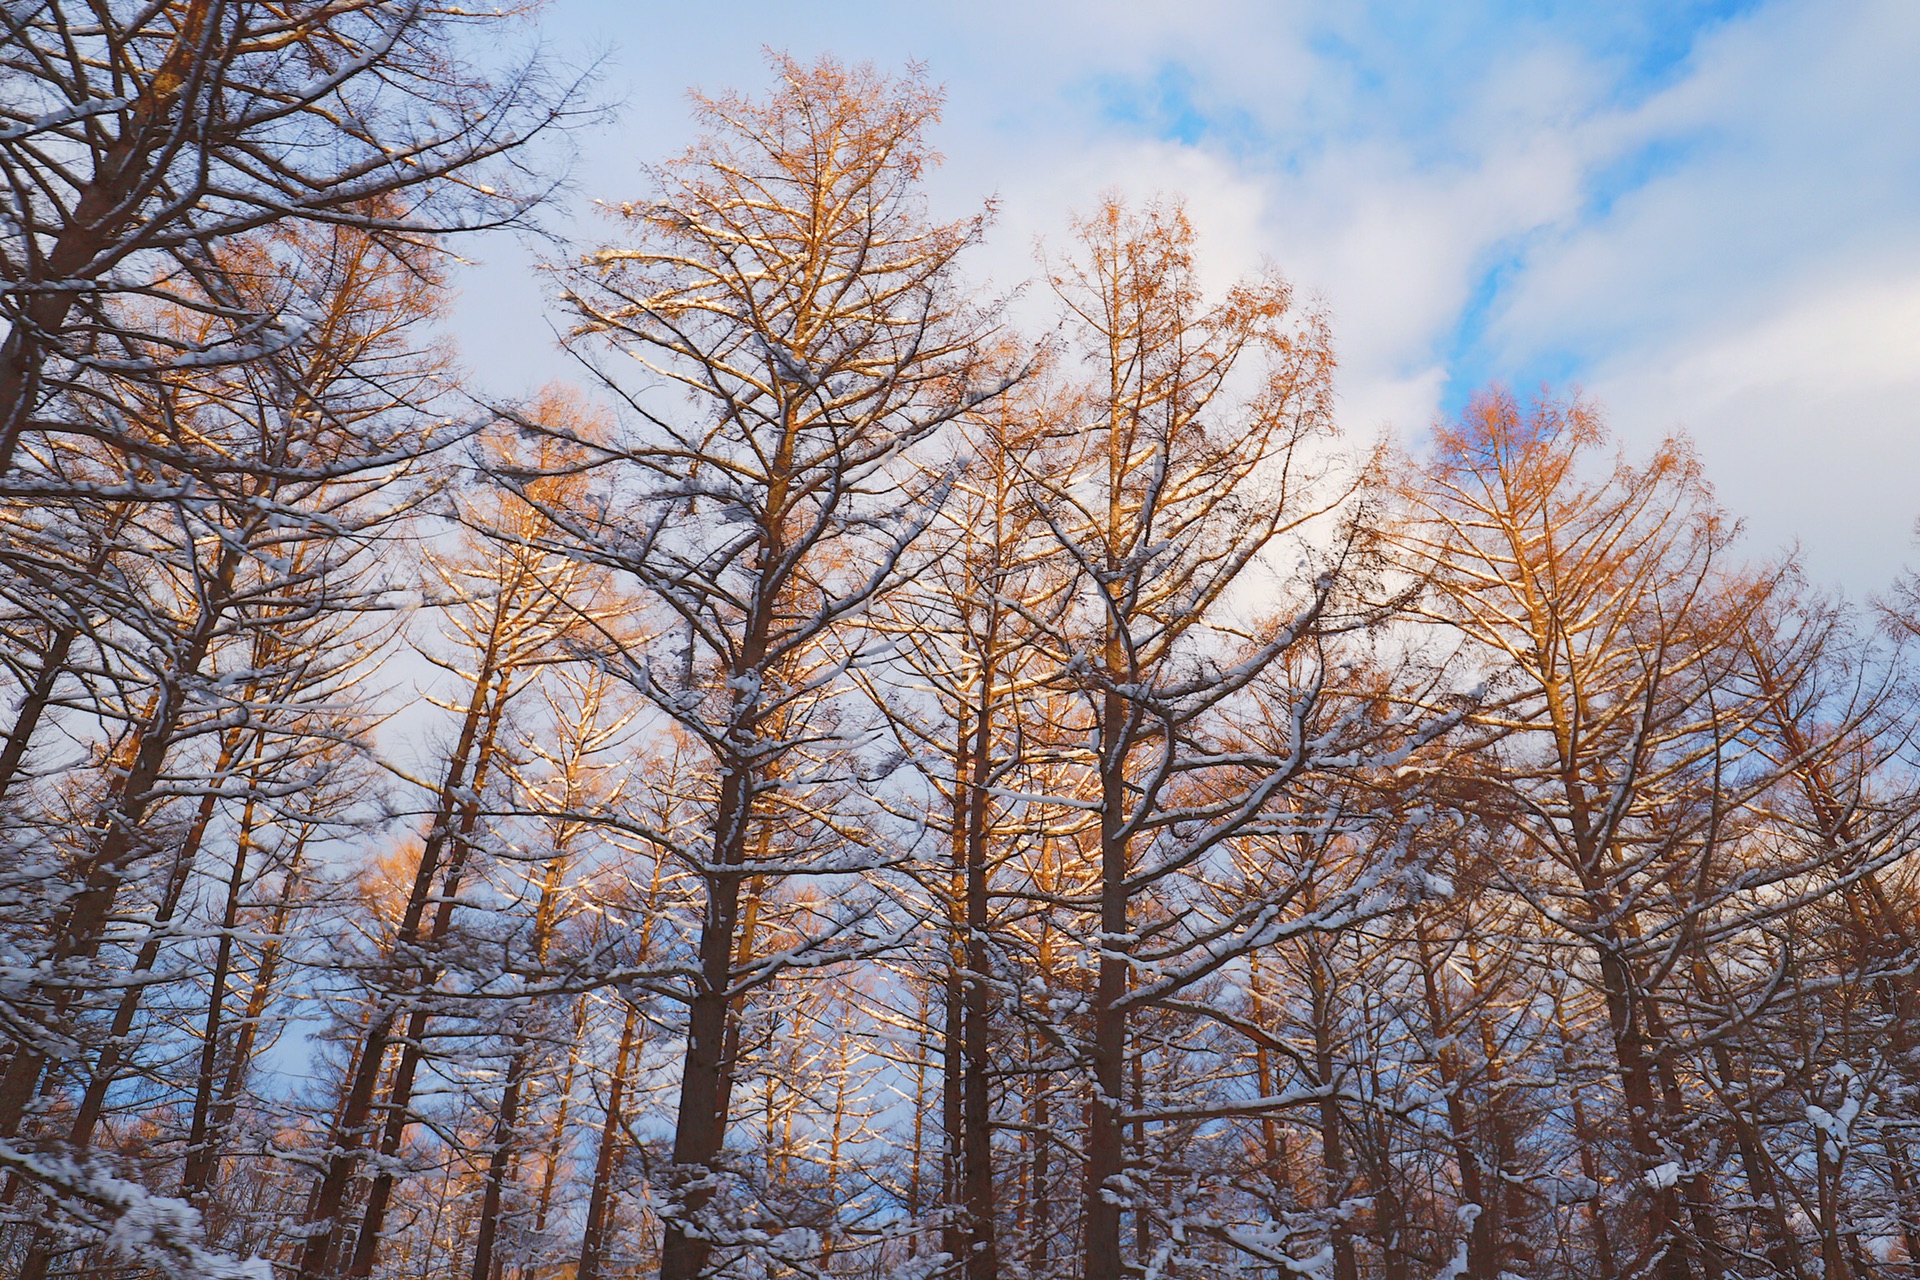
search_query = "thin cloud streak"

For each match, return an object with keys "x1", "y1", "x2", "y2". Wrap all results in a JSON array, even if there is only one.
[{"x1": 451, "y1": 0, "x2": 1920, "y2": 594}]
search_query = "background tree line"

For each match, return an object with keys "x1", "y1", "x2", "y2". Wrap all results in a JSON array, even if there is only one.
[{"x1": 1, "y1": 8, "x2": 1917, "y2": 1280}]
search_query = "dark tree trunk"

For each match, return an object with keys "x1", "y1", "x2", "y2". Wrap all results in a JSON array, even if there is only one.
[
  {"x1": 295, "y1": 654, "x2": 507, "y2": 1280},
  {"x1": 0, "y1": 542, "x2": 239, "y2": 1138},
  {"x1": 1081, "y1": 688, "x2": 1130, "y2": 1280},
  {"x1": 345, "y1": 679, "x2": 513, "y2": 1279},
  {"x1": 577, "y1": 1001, "x2": 641, "y2": 1280},
  {"x1": 0, "y1": 1, "x2": 213, "y2": 472},
  {"x1": 962, "y1": 672, "x2": 999, "y2": 1280},
  {"x1": 658, "y1": 759, "x2": 753, "y2": 1280},
  {"x1": 187, "y1": 840, "x2": 306, "y2": 1202},
  {"x1": 1412, "y1": 915, "x2": 1497, "y2": 1276}
]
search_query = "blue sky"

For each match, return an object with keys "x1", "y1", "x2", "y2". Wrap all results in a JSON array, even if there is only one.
[{"x1": 455, "y1": 0, "x2": 1920, "y2": 595}]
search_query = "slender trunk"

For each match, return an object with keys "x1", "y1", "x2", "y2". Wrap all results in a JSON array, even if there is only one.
[
  {"x1": 714, "y1": 869, "x2": 764, "y2": 1178},
  {"x1": 1308, "y1": 931, "x2": 1358, "y2": 1280},
  {"x1": 1567, "y1": 761, "x2": 1686, "y2": 1280},
  {"x1": 1553, "y1": 989, "x2": 1618, "y2": 1279},
  {"x1": 11, "y1": 764, "x2": 229, "y2": 1280},
  {"x1": 821, "y1": 1029, "x2": 853, "y2": 1268},
  {"x1": 0, "y1": 541, "x2": 240, "y2": 1139},
  {"x1": 1644, "y1": 1005, "x2": 1727, "y2": 1280},
  {"x1": 657, "y1": 756, "x2": 754, "y2": 1280},
  {"x1": 345, "y1": 677, "x2": 514, "y2": 1279},
  {"x1": 1031, "y1": 1085, "x2": 1051, "y2": 1280},
  {"x1": 1412, "y1": 915, "x2": 1494, "y2": 1275},
  {"x1": 473, "y1": 844, "x2": 578, "y2": 1280},
  {"x1": 1032, "y1": 900, "x2": 1058, "y2": 1279},
  {"x1": 1815, "y1": 1140, "x2": 1851, "y2": 1280},
  {"x1": 1081, "y1": 686, "x2": 1129, "y2": 1280},
  {"x1": 1367, "y1": 1112, "x2": 1411, "y2": 1280},
  {"x1": 1592, "y1": 943, "x2": 1689, "y2": 1279},
  {"x1": 1467, "y1": 938, "x2": 1520, "y2": 1259},
  {"x1": 189, "y1": 841, "x2": 306, "y2": 1201},
  {"x1": 942, "y1": 930, "x2": 965, "y2": 1263},
  {"x1": 908, "y1": 987, "x2": 929, "y2": 1257},
  {"x1": 1130, "y1": 1036, "x2": 1149, "y2": 1264},
  {"x1": 470, "y1": 1036, "x2": 530, "y2": 1280},
  {"x1": 577, "y1": 1000, "x2": 641, "y2": 1280},
  {"x1": 294, "y1": 644, "x2": 507, "y2": 1280},
  {"x1": 962, "y1": 671, "x2": 999, "y2": 1280},
  {"x1": 942, "y1": 710, "x2": 969, "y2": 1268},
  {"x1": 532, "y1": 995, "x2": 591, "y2": 1250},
  {"x1": 1248, "y1": 952, "x2": 1296, "y2": 1211},
  {"x1": 178, "y1": 738, "x2": 269, "y2": 1196},
  {"x1": 66, "y1": 725, "x2": 246, "y2": 1148},
  {"x1": 1708, "y1": 1038, "x2": 1806, "y2": 1280}
]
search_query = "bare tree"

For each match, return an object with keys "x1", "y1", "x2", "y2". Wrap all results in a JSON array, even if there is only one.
[
  {"x1": 1389, "y1": 391, "x2": 1802, "y2": 1279},
  {"x1": 862, "y1": 368, "x2": 1082, "y2": 1279},
  {"x1": 0, "y1": 0, "x2": 585, "y2": 484},
  {"x1": 293, "y1": 417, "x2": 617, "y2": 1280},
  {"x1": 523, "y1": 55, "x2": 1004, "y2": 1280},
  {"x1": 0, "y1": 215, "x2": 446, "y2": 1277},
  {"x1": 1018, "y1": 198, "x2": 1417, "y2": 1280}
]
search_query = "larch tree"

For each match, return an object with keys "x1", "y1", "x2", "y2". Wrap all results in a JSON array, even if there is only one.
[
  {"x1": 5, "y1": 26, "x2": 1920, "y2": 1280},
  {"x1": 522, "y1": 54, "x2": 1006, "y2": 1280},
  {"x1": 862, "y1": 366, "x2": 1085, "y2": 1280},
  {"x1": 1025, "y1": 197, "x2": 1412, "y2": 1280},
  {"x1": 293, "y1": 412, "x2": 620, "y2": 1280},
  {"x1": 0, "y1": 0, "x2": 584, "y2": 484},
  {"x1": 1389, "y1": 391, "x2": 1807, "y2": 1280},
  {"x1": 0, "y1": 214, "x2": 446, "y2": 1278}
]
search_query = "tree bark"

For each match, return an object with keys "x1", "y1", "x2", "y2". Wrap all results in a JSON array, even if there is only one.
[
  {"x1": 1081, "y1": 688, "x2": 1130, "y2": 1280},
  {"x1": 962, "y1": 672, "x2": 1000, "y2": 1280},
  {"x1": 577, "y1": 1000, "x2": 641, "y2": 1280},
  {"x1": 657, "y1": 759, "x2": 754, "y2": 1280},
  {"x1": 294, "y1": 649, "x2": 508, "y2": 1280}
]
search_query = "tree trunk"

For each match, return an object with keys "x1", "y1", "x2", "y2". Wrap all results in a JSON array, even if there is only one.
[
  {"x1": 1412, "y1": 915, "x2": 1495, "y2": 1275},
  {"x1": 295, "y1": 652, "x2": 508, "y2": 1280},
  {"x1": 577, "y1": 1000, "x2": 641, "y2": 1280},
  {"x1": 1031, "y1": 1084, "x2": 1052, "y2": 1280},
  {"x1": 1308, "y1": 932, "x2": 1358, "y2": 1280},
  {"x1": 68, "y1": 725, "x2": 247, "y2": 1150},
  {"x1": 11, "y1": 749, "x2": 233, "y2": 1280},
  {"x1": 962, "y1": 672, "x2": 1000, "y2": 1280},
  {"x1": 1081, "y1": 689, "x2": 1129, "y2": 1280},
  {"x1": 658, "y1": 758, "x2": 754, "y2": 1280},
  {"x1": 0, "y1": 0, "x2": 214, "y2": 472},
  {"x1": 177, "y1": 736, "x2": 269, "y2": 1196},
  {"x1": 532, "y1": 994, "x2": 591, "y2": 1254},
  {"x1": 345, "y1": 677, "x2": 514, "y2": 1279},
  {"x1": 943, "y1": 717, "x2": 969, "y2": 1268},
  {"x1": 187, "y1": 838, "x2": 307, "y2": 1202},
  {"x1": 473, "y1": 840, "x2": 577, "y2": 1280},
  {"x1": 0, "y1": 541, "x2": 239, "y2": 1138}
]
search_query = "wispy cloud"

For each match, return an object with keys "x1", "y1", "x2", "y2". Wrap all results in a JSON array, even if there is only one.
[{"x1": 455, "y1": 0, "x2": 1919, "y2": 592}]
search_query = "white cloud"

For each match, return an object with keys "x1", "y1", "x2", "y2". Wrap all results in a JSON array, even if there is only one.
[
  {"x1": 447, "y1": 0, "x2": 1920, "y2": 593},
  {"x1": 1482, "y1": 0, "x2": 1920, "y2": 588},
  {"x1": 1596, "y1": 260, "x2": 1920, "y2": 588}
]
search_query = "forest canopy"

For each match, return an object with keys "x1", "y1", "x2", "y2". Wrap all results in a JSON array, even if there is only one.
[{"x1": 1, "y1": 12, "x2": 1917, "y2": 1280}]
